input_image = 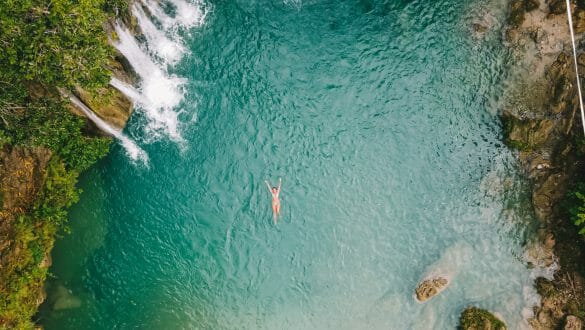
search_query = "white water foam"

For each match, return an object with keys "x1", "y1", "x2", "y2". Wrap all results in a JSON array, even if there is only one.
[
  {"x1": 132, "y1": 4, "x2": 184, "y2": 64},
  {"x1": 111, "y1": 0, "x2": 208, "y2": 144},
  {"x1": 67, "y1": 94, "x2": 149, "y2": 164}
]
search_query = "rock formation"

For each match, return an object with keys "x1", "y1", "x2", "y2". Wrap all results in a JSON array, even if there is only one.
[
  {"x1": 414, "y1": 277, "x2": 449, "y2": 302},
  {"x1": 459, "y1": 307, "x2": 507, "y2": 330},
  {"x1": 502, "y1": 0, "x2": 585, "y2": 328}
]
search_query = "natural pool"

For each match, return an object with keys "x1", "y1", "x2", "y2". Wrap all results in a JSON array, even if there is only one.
[{"x1": 42, "y1": 0, "x2": 542, "y2": 328}]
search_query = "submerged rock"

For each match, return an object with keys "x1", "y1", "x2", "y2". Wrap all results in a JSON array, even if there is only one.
[
  {"x1": 51, "y1": 284, "x2": 82, "y2": 311},
  {"x1": 459, "y1": 307, "x2": 507, "y2": 330},
  {"x1": 414, "y1": 277, "x2": 448, "y2": 302}
]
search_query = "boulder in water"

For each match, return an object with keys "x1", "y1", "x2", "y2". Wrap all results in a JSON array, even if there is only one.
[
  {"x1": 414, "y1": 277, "x2": 449, "y2": 302},
  {"x1": 459, "y1": 307, "x2": 507, "y2": 330}
]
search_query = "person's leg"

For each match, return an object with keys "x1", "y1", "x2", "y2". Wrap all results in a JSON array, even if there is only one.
[{"x1": 272, "y1": 204, "x2": 278, "y2": 223}]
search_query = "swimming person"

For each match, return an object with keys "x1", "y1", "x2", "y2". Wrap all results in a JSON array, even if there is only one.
[{"x1": 265, "y1": 178, "x2": 281, "y2": 223}]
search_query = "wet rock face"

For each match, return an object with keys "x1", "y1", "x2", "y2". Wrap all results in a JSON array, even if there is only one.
[
  {"x1": 501, "y1": 52, "x2": 576, "y2": 178},
  {"x1": 546, "y1": 53, "x2": 574, "y2": 115},
  {"x1": 414, "y1": 277, "x2": 448, "y2": 302}
]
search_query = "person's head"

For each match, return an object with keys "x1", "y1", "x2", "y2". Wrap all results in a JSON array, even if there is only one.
[{"x1": 272, "y1": 187, "x2": 278, "y2": 193}]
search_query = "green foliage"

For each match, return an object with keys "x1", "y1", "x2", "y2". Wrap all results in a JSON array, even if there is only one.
[
  {"x1": 0, "y1": 217, "x2": 54, "y2": 329},
  {"x1": 0, "y1": 0, "x2": 114, "y2": 89},
  {"x1": 569, "y1": 185, "x2": 585, "y2": 237},
  {"x1": 1, "y1": 96, "x2": 110, "y2": 172},
  {"x1": 34, "y1": 158, "x2": 80, "y2": 226},
  {"x1": 0, "y1": 129, "x2": 12, "y2": 147}
]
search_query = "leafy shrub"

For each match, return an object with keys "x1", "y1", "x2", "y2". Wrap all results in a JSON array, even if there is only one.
[{"x1": 569, "y1": 187, "x2": 585, "y2": 236}]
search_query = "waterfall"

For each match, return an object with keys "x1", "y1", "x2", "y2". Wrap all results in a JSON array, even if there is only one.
[
  {"x1": 110, "y1": 78, "x2": 142, "y2": 103},
  {"x1": 67, "y1": 94, "x2": 149, "y2": 163},
  {"x1": 110, "y1": 0, "x2": 208, "y2": 144}
]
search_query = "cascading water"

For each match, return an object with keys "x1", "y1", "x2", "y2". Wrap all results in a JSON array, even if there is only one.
[
  {"x1": 109, "y1": 78, "x2": 142, "y2": 103},
  {"x1": 66, "y1": 94, "x2": 148, "y2": 163},
  {"x1": 110, "y1": 0, "x2": 208, "y2": 144}
]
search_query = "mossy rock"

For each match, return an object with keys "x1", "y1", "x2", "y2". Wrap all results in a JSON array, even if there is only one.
[
  {"x1": 501, "y1": 111, "x2": 555, "y2": 151},
  {"x1": 459, "y1": 307, "x2": 507, "y2": 330}
]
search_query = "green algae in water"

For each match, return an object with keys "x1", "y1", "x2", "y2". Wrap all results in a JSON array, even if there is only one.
[{"x1": 42, "y1": 0, "x2": 541, "y2": 328}]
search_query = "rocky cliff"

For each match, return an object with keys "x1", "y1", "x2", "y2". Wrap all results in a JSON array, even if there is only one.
[{"x1": 502, "y1": 0, "x2": 585, "y2": 328}]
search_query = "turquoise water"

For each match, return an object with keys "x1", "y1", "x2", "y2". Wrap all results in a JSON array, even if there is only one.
[{"x1": 42, "y1": 0, "x2": 540, "y2": 328}]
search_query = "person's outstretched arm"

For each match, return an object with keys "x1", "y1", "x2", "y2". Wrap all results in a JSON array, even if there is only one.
[
  {"x1": 265, "y1": 180, "x2": 272, "y2": 192},
  {"x1": 278, "y1": 178, "x2": 282, "y2": 192}
]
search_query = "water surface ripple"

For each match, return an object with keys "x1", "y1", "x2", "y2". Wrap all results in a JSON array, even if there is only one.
[{"x1": 43, "y1": 0, "x2": 538, "y2": 328}]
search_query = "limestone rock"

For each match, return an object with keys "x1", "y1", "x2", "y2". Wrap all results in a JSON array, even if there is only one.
[
  {"x1": 414, "y1": 277, "x2": 448, "y2": 302},
  {"x1": 564, "y1": 315, "x2": 583, "y2": 330}
]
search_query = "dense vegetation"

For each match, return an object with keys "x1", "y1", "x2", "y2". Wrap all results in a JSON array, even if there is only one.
[{"x1": 0, "y1": 0, "x2": 128, "y2": 328}]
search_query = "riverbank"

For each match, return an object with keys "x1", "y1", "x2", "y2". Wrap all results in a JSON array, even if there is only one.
[
  {"x1": 0, "y1": 1, "x2": 133, "y2": 328},
  {"x1": 502, "y1": 0, "x2": 585, "y2": 328}
]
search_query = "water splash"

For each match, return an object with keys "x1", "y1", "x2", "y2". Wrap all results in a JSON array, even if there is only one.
[
  {"x1": 132, "y1": 3, "x2": 185, "y2": 64},
  {"x1": 111, "y1": 0, "x2": 208, "y2": 144},
  {"x1": 66, "y1": 94, "x2": 149, "y2": 164}
]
